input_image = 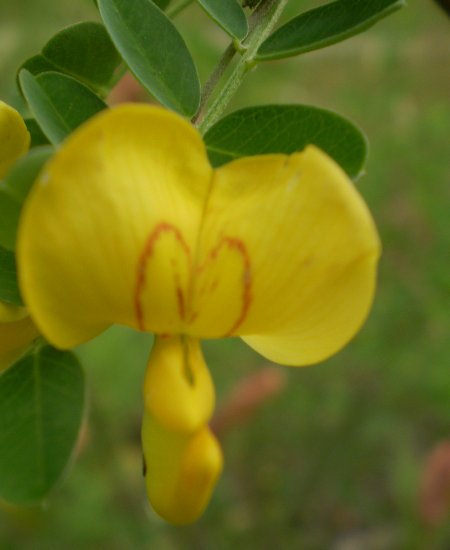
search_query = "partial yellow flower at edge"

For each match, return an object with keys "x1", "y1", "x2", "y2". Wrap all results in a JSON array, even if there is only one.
[
  {"x1": 0, "y1": 100, "x2": 30, "y2": 179},
  {"x1": 0, "y1": 314, "x2": 39, "y2": 372},
  {"x1": 18, "y1": 103, "x2": 381, "y2": 523},
  {"x1": 0, "y1": 101, "x2": 35, "y2": 372}
]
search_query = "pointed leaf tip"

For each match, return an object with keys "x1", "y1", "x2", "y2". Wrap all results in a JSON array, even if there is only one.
[{"x1": 257, "y1": 0, "x2": 406, "y2": 61}]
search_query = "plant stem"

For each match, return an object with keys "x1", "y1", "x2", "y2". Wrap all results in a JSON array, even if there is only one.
[
  {"x1": 195, "y1": 0, "x2": 289, "y2": 134},
  {"x1": 191, "y1": 43, "x2": 237, "y2": 126},
  {"x1": 167, "y1": 0, "x2": 193, "y2": 18}
]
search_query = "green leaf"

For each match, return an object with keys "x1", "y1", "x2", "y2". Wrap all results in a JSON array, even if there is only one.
[
  {"x1": 24, "y1": 119, "x2": 50, "y2": 147},
  {"x1": 256, "y1": 0, "x2": 406, "y2": 61},
  {"x1": 196, "y1": 0, "x2": 248, "y2": 39},
  {"x1": 98, "y1": 0, "x2": 200, "y2": 116},
  {"x1": 0, "y1": 346, "x2": 85, "y2": 505},
  {"x1": 204, "y1": 104, "x2": 368, "y2": 179},
  {"x1": 16, "y1": 55, "x2": 58, "y2": 96},
  {"x1": 0, "y1": 147, "x2": 53, "y2": 251},
  {"x1": 0, "y1": 194, "x2": 19, "y2": 250},
  {"x1": 19, "y1": 70, "x2": 107, "y2": 145},
  {"x1": 42, "y1": 22, "x2": 122, "y2": 95},
  {"x1": 19, "y1": 54, "x2": 58, "y2": 78},
  {"x1": 0, "y1": 246, "x2": 23, "y2": 306},
  {"x1": 152, "y1": 0, "x2": 171, "y2": 8}
]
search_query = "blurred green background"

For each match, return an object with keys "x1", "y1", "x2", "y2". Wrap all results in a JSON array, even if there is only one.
[{"x1": 1, "y1": 0, "x2": 449, "y2": 548}]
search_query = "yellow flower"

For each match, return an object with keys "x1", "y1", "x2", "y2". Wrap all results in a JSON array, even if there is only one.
[
  {"x1": 0, "y1": 101, "x2": 30, "y2": 179},
  {"x1": 0, "y1": 302, "x2": 39, "y2": 373},
  {"x1": 0, "y1": 101, "x2": 38, "y2": 372},
  {"x1": 18, "y1": 104, "x2": 381, "y2": 523}
]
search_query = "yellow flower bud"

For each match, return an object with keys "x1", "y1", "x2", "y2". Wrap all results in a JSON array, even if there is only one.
[
  {"x1": 142, "y1": 411, "x2": 223, "y2": 525},
  {"x1": 143, "y1": 335, "x2": 215, "y2": 433}
]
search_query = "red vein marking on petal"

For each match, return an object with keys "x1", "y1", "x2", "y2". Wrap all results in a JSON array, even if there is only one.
[
  {"x1": 134, "y1": 222, "x2": 190, "y2": 331},
  {"x1": 172, "y1": 261, "x2": 186, "y2": 321},
  {"x1": 203, "y1": 237, "x2": 252, "y2": 336},
  {"x1": 176, "y1": 286, "x2": 185, "y2": 320},
  {"x1": 188, "y1": 312, "x2": 199, "y2": 324}
]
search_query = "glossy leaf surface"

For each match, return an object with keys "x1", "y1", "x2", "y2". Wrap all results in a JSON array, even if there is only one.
[
  {"x1": 204, "y1": 104, "x2": 368, "y2": 179},
  {"x1": 99, "y1": 0, "x2": 200, "y2": 116},
  {"x1": 0, "y1": 346, "x2": 85, "y2": 504},
  {"x1": 257, "y1": 0, "x2": 405, "y2": 61},
  {"x1": 19, "y1": 70, "x2": 107, "y2": 145},
  {"x1": 42, "y1": 22, "x2": 122, "y2": 95},
  {"x1": 19, "y1": 55, "x2": 57, "y2": 79},
  {"x1": 196, "y1": 0, "x2": 248, "y2": 39}
]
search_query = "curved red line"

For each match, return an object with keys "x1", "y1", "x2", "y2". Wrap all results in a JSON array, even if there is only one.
[
  {"x1": 205, "y1": 237, "x2": 252, "y2": 336},
  {"x1": 134, "y1": 222, "x2": 190, "y2": 331}
]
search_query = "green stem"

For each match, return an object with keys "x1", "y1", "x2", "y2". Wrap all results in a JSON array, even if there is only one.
[
  {"x1": 191, "y1": 43, "x2": 237, "y2": 126},
  {"x1": 196, "y1": 0, "x2": 289, "y2": 134},
  {"x1": 167, "y1": 0, "x2": 193, "y2": 18}
]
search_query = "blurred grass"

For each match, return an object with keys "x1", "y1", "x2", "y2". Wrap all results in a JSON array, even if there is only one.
[{"x1": 1, "y1": 0, "x2": 450, "y2": 548}]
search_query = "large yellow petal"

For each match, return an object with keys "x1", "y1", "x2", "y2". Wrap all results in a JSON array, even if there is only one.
[
  {"x1": 0, "y1": 316, "x2": 39, "y2": 372},
  {"x1": 0, "y1": 101, "x2": 30, "y2": 179},
  {"x1": 187, "y1": 146, "x2": 380, "y2": 365},
  {"x1": 18, "y1": 105, "x2": 213, "y2": 348},
  {"x1": 142, "y1": 411, "x2": 223, "y2": 525}
]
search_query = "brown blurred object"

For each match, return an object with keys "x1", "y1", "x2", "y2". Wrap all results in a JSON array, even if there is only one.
[
  {"x1": 73, "y1": 417, "x2": 90, "y2": 458},
  {"x1": 211, "y1": 367, "x2": 286, "y2": 437},
  {"x1": 419, "y1": 440, "x2": 450, "y2": 526},
  {"x1": 433, "y1": 0, "x2": 450, "y2": 16},
  {"x1": 108, "y1": 72, "x2": 148, "y2": 105}
]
